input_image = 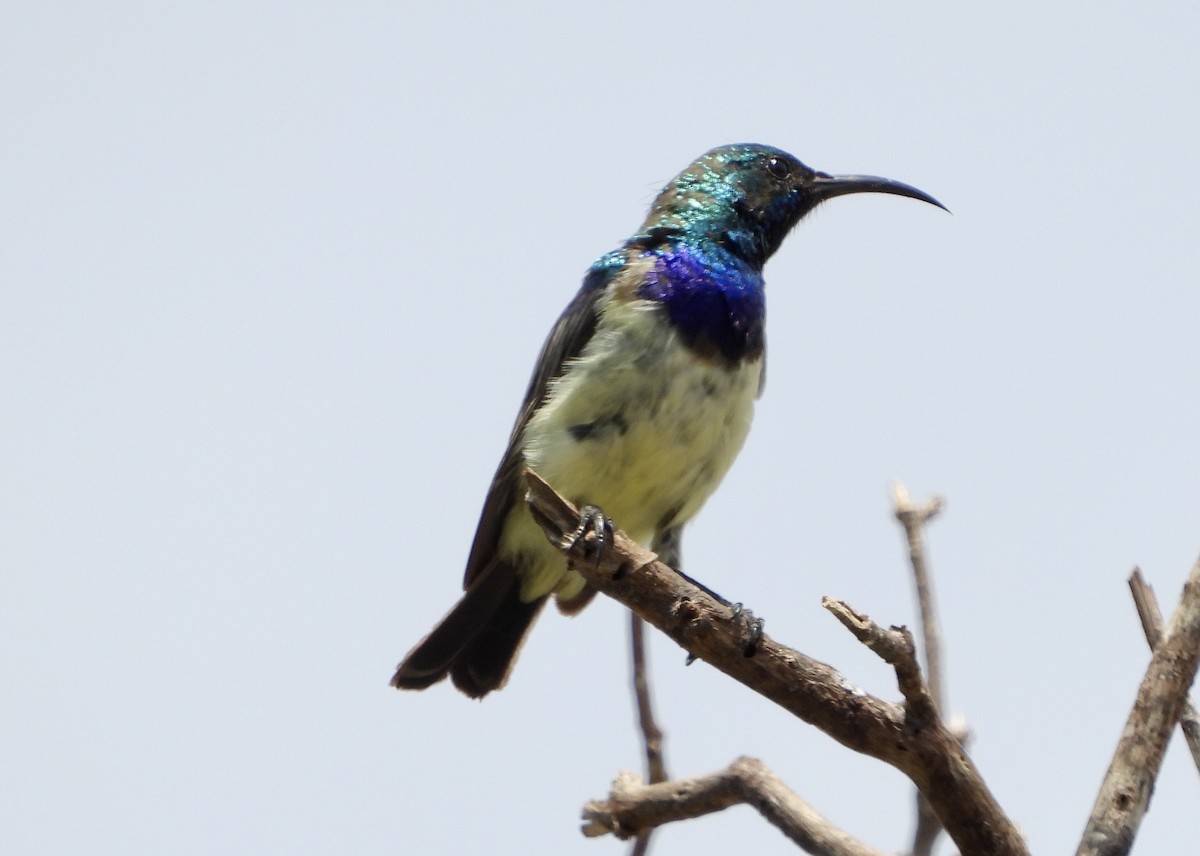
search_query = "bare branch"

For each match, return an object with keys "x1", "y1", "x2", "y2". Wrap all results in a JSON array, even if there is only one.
[
  {"x1": 891, "y1": 483, "x2": 946, "y2": 711},
  {"x1": 910, "y1": 787, "x2": 943, "y2": 856},
  {"x1": 630, "y1": 614, "x2": 669, "y2": 785},
  {"x1": 525, "y1": 468, "x2": 1028, "y2": 856},
  {"x1": 583, "y1": 758, "x2": 890, "y2": 856},
  {"x1": 1128, "y1": 568, "x2": 1200, "y2": 774},
  {"x1": 629, "y1": 614, "x2": 667, "y2": 856},
  {"x1": 891, "y1": 482, "x2": 948, "y2": 856},
  {"x1": 629, "y1": 828, "x2": 651, "y2": 856},
  {"x1": 1077, "y1": 556, "x2": 1200, "y2": 856},
  {"x1": 822, "y1": 599, "x2": 936, "y2": 726},
  {"x1": 823, "y1": 589, "x2": 948, "y2": 856}
]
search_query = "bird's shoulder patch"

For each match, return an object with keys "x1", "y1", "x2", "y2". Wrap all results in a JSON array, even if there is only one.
[{"x1": 607, "y1": 254, "x2": 661, "y2": 304}]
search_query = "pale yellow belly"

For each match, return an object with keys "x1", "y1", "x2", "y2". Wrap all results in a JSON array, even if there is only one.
[{"x1": 500, "y1": 299, "x2": 761, "y2": 602}]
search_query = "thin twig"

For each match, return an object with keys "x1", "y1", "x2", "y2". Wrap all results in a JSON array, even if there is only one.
[
  {"x1": 584, "y1": 758, "x2": 890, "y2": 856},
  {"x1": 1077, "y1": 556, "x2": 1200, "y2": 856},
  {"x1": 631, "y1": 614, "x2": 669, "y2": 784},
  {"x1": 1128, "y1": 568, "x2": 1200, "y2": 775},
  {"x1": 629, "y1": 613, "x2": 668, "y2": 856},
  {"x1": 891, "y1": 482, "x2": 947, "y2": 856},
  {"x1": 910, "y1": 790, "x2": 942, "y2": 856},
  {"x1": 891, "y1": 483, "x2": 946, "y2": 711},
  {"x1": 822, "y1": 599, "x2": 937, "y2": 726},
  {"x1": 524, "y1": 468, "x2": 1028, "y2": 856}
]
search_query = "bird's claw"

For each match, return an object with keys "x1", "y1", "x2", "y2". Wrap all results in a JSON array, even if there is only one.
[
  {"x1": 568, "y1": 504, "x2": 615, "y2": 570},
  {"x1": 730, "y1": 603, "x2": 764, "y2": 656},
  {"x1": 681, "y1": 603, "x2": 763, "y2": 667}
]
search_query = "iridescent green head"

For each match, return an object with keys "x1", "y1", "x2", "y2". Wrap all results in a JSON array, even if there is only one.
[{"x1": 641, "y1": 143, "x2": 945, "y2": 266}]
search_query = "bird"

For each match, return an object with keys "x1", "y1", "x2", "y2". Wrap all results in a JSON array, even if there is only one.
[{"x1": 392, "y1": 143, "x2": 944, "y2": 698}]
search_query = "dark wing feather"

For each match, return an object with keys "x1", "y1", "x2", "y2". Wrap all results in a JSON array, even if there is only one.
[{"x1": 461, "y1": 257, "x2": 623, "y2": 588}]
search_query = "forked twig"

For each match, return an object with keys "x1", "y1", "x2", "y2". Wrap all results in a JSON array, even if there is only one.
[
  {"x1": 1127, "y1": 568, "x2": 1200, "y2": 775},
  {"x1": 891, "y1": 483, "x2": 948, "y2": 856},
  {"x1": 1077, "y1": 557, "x2": 1200, "y2": 856},
  {"x1": 584, "y1": 758, "x2": 890, "y2": 856}
]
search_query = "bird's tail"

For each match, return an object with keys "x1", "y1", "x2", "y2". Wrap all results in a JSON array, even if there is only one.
[{"x1": 391, "y1": 559, "x2": 546, "y2": 698}]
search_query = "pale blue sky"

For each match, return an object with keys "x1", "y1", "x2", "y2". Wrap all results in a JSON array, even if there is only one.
[{"x1": 3, "y1": 3, "x2": 1198, "y2": 854}]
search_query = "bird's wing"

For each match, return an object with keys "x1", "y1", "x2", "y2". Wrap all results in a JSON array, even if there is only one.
[{"x1": 461, "y1": 255, "x2": 624, "y2": 588}]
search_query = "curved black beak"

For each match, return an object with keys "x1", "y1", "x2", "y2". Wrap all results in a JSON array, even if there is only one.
[{"x1": 809, "y1": 172, "x2": 948, "y2": 212}]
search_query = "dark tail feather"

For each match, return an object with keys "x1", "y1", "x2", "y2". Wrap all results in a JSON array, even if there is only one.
[
  {"x1": 391, "y1": 560, "x2": 545, "y2": 698},
  {"x1": 449, "y1": 581, "x2": 545, "y2": 697}
]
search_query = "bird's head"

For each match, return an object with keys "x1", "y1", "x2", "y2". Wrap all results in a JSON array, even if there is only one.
[{"x1": 640, "y1": 143, "x2": 945, "y2": 266}]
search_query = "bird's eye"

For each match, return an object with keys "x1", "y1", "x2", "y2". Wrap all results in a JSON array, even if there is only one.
[{"x1": 765, "y1": 155, "x2": 791, "y2": 180}]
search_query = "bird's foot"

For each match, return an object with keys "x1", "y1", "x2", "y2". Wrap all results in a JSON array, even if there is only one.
[
  {"x1": 730, "y1": 602, "x2": 765, "y2": 656},
  {"x1": 682, "y1": 601, "x2": 764, "y2": 665},
  {"x1": 671, "y1": 569, "x2": 765, "y2": 663},
  {"x1": 567, "y1": 504, "x2": 616, "y2": 571}
]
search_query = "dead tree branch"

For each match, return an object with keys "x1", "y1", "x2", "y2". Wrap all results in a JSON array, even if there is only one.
[
  {"x1": 1128, "y1": 568, "x2": 1200, "y2": 775},
  {"x1": 630, "y1": 614, "x2": 668, "y2": 785},
  {"x1": 524, "y1": 468, "x2": 1027, "y2": 856},
  {"x1": 583, "y1": 757, "x2": 890, "y2": 856},
  {"x1": 891, "y1": 483, "x2": 948, "y2": 856},
  {"x1": 629, "y1": 613, "x2": 668, "y2": 856},
  {"x1": 1076, "y1": 556, "x2": 1200, "y2": 856},
  {"x1": 891, "y1": 483, "x2": 947, "y2": 712}
]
